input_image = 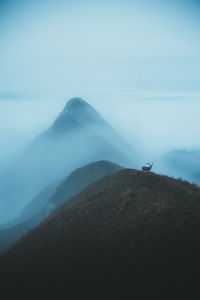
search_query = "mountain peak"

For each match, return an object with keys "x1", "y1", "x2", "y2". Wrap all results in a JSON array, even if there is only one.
[
  {"x1": 64, "y1": 97, "x2": 88, "y2": 111},
  {"x1": 52, "y1": 97, "x2": 106, "y2": 133},
  {"x1": 61, "y1": 97, "x2": 97, "y2": 116}
]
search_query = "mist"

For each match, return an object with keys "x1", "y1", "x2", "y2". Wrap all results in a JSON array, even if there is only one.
[
  {"x1": 1, "y1": 96, "x2": 200, "y2": 163},
  {"x1": 0, "y1": 0, "x2": 200, "y2": 225},
  {"x1": 0, "y1": 97, "x2": 140, "y2": 225}
]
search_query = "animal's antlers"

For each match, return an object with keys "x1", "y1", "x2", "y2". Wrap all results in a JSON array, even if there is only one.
[{"x1": 142, "y1": 162, "x2": 153, "y2": 172}]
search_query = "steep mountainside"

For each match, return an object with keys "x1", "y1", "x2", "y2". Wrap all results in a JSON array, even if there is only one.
[
  {"x1": 1, "y1": 169, "x2": 200, "y2": 298},
  {"x1": 47, "y1": 160, "x2": 123, "y2": 213},
  {"x1": 0, "y1": 160, "x2": 123, "y2": 252},
  {"x1": 0, "y1": 97, "x2": 137, "y2": 224}
]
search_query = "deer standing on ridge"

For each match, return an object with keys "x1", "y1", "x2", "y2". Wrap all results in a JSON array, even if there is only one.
[{"x1": 142, "y1": 163, "x2": 153, "y2": 172}]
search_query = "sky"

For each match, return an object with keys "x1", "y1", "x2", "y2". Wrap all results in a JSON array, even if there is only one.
[{"x1": 0, "y1": 0, "x2": 200, "y2": 162}]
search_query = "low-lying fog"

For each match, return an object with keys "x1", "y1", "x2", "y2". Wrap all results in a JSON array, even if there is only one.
[
  {"x1": 1, "y1": 94, "x2": 200, "y2": 165},
  {"x1": 0, "y1": 0, "x2": 200, "y2": 225},
  {"x1": 1, "y1": 0, "x2": 200, "y2": 165}
]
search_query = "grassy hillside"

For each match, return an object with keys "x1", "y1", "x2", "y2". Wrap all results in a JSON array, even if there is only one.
[{"x1": 1, "y1": 169, "x2": 200, "y2": 298}]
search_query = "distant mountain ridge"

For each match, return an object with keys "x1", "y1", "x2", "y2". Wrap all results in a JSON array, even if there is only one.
[
  {"x1": 0, "y1": 160, "x2": 123, "y2": 252},
  {"x1": 0, "y1": 97, "x2": 137, "y2": 224}
]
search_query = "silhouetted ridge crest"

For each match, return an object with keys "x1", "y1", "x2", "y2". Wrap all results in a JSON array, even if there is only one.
[{"x1": 48, "y1": 160, "x2": 123, "y2": 210}]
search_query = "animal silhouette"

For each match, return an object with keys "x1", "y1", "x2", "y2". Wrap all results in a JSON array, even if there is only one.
[{"x1": 142, "y1": 163, "x2": 153, "y2": 172}]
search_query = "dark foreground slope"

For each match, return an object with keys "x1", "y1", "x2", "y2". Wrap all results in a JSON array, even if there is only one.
[
  {"x1": 1, "y1": 169, "x2": 200, "y2": 298},
  {"x1": 0, "y1": 161, "x2": 123, "y2": 252}
]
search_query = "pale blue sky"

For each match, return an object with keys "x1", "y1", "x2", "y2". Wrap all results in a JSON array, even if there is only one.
[{"x1": 0, "y1": 0, "x2": 200, "y2": 99}]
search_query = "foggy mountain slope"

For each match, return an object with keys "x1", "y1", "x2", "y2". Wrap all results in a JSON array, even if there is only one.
[
  {"x1": 19, "y1": 182, "x2": 58, "y2": 221},
  {"x1": 162, "y1": 150, "x2": 200, "y2": 184},
  {"x1": 0, "y1": 97, "x2": 137, "y2": 225},
  {"x1": 0, "y1": 160, "x2": 123, "y2": 252},
  {"x1": 0, "y1": 182, "x2": 59, "y2": 230},
  {"x1": 1, "y1": 169, "x2": 200, "y2": 298}
]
